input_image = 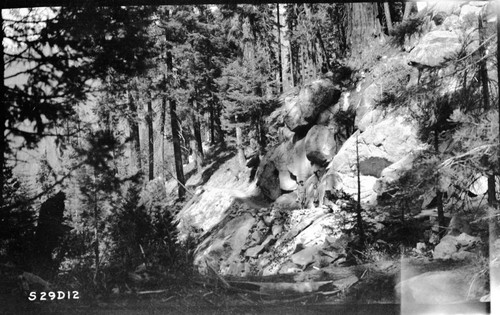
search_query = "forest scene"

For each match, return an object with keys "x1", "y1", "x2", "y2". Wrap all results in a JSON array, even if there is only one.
[{"x1": 0, "y1": 1, "x2": 499, "y2": 314}]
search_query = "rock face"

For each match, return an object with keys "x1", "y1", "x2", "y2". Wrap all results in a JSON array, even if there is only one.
[
  {"x1": 408, "y1": 31, "x2": 461, "y2": 67},
  {"x1": 284, "y1": 79, "x2": 341, "y2": 132},
  {"x1": 196, "y1": 213, "x2": 256, "y2": 276}
]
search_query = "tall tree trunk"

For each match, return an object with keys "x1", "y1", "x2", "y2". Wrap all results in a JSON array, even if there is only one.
[
  {"x1": 216, "y1": 104, "x2": 225, "y2": 146},
  {"x1": 479, "y1": 12, "x2": 497, "y2": 242},
  {"x1": 236, "y1": 126, "x2": 246, "y2": 166},
  {"x1": 192, "y1": 99, "x2": 204, "y2": 159},
  {"x1": 383, "y1": 3, "x2": 393, "y2": 34},
  {"x1": 147, "y1": 93, "x2": 154, "y2": 180},
  {"x1": 165, "y1": 49, "x2": 186, "y2": 199},
  {"x1": 128, "y1": 89, "x2": 142, "y2": 175},
  {"x1": 276, "y1": 3, "x2": 283, "y2": 93},
  {"x1": 0, "y1": 11, "x2": 5, "y2": 208},
  {"x1": 355, "y1": 133, "x2": 364, "y2": 245},
  {"x1": 478, "y1": 13, "x2": 490, "y2": 110},
  {"x1": 169, "y1": 98, "x2": 186, "y2": 199},
  {"x1": 434, "y1": 130, "x2": 445, "y2": 233},
  {"x1": 316, "y1": 30, "x2": 330, "y2": 73},
  {"x1": 345, "y1": 2, "x2": 383, "y2": 55},
  {"x1": 493, "y1": 9, "x2": 500, "y2": 315},
  {"x1": 93, "y1": 168, "x2": 99, "y2": 282},
  {"x1": 210, "y1": 103, "x2": 215, "y2": 145},
  {"x1": 160, "y1": 97, "x2": 167, "y2": 179}
]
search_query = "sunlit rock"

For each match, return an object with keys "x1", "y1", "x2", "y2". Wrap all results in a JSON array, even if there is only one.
[
  {"x1": 304, "y1": 125, "x2": 337, "y2": 165},
  {"x1": 286, "y1": 138, "x2": 314, "y2": 183},
  {"x1": 408, "y1": 30, "x2": 461, "y2": 68}
]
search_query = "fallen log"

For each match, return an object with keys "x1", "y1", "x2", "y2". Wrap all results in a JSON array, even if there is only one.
[{"x1": 229, "y1": 280, "x2": 333, "y2": 295}]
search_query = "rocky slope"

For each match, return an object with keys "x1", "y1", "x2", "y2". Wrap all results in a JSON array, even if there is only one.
[{"x1": 175, "y1": 0, "x2": 496, "y2": 304}]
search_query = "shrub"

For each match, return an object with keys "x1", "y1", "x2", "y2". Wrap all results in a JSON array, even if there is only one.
[{"x1": 390, "y1": 14, "x2": 429, "y2": 48}]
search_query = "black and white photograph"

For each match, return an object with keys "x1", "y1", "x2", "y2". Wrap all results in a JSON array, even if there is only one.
[{"x1": 0, "y1": 1, "x2": 498, "y2": 314}]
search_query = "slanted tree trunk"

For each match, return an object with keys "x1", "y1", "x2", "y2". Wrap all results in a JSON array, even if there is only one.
[
  {"x1": 383, "y1": 3, "x2": 393, "y2": 34},
  {"x1": 146, "y1": 93, "x2": 154, "y2": 180},
  {"x1": 403, "y1": 2, "x2": 413, "y2": 21}
]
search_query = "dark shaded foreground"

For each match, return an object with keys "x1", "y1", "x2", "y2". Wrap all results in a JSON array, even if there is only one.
[{"x1": 0, "y1": 292, "x2": 490, "y2": 315}]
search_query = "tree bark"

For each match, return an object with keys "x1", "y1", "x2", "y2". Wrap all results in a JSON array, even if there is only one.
[
  {"x1": 128, "y1": 88, "x2": 142, "y2": 176},
  {"x1": 147, "y1": 93, "x2": 154, "y2": 180},
  {"x1": 345, "y1": 2, "x2": 383, "y2": 55}
]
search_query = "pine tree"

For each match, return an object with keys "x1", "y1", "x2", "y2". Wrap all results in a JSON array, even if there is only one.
[{"x1": 1, "y1": 6, "x2": 155, "y2": 208}]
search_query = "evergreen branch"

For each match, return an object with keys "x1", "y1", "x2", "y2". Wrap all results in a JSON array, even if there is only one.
[
  {"x1": 455, "y1": 34, "x2": 496, "y2": 63},
  {"x1": 439, "y1": 144, "x2": 494, "y2": 169}
]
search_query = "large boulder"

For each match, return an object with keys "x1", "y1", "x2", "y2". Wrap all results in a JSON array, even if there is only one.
[
  {"x1": 284, "y1": 79, "x2": 341, "y2": 132},
  {"x1": 256, "y1": 161, "x2": 282, "y2": 201},
  {"x1": 408, "y1": 30, "x2": 462, "y2": 68},
  {"x1": 269, "y1": 141, "x2": 297, "y2": 191},
  {"x1": 328, "y1": 114, "x2": 425, "y2": 205},
  {"x1": 274, "y1": 192, "x2": 301, "y2": 210},
  {"x1": 287, "y1": 138, "x2": 314, "y2": 183},
  {"x1": 433, "y1": 235, "x2": 458, "y2": 260},
  {"x1": 304, "y1": 125, "x2": 337, "y2": 165}
]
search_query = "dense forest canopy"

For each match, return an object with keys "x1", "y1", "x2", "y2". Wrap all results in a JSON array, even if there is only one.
[{"x1": 0, "y1": 1, "x2": 499, "y2": 310}]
